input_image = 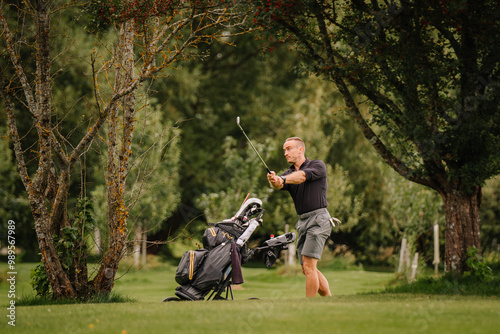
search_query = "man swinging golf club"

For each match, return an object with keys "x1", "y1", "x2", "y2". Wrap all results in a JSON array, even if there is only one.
[{"x1": 267, "y1": 137, "x2": 332, "y2": 298}]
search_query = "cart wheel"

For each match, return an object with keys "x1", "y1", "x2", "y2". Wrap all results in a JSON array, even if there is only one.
[{"x1": 162, "y1": 296, "x2": 181, "y2": 302}]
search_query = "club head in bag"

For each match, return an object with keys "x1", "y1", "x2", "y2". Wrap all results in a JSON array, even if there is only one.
[{"x1": 264, "y1": 249, "x2": 277, "y2": 268}]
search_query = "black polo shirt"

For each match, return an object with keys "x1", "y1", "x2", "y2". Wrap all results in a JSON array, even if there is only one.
[{"x1": 281, "y1": 158, "x2": 328, "y2": 215}]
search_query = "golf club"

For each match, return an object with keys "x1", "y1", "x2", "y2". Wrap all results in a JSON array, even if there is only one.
[{"x1": 236, "y1": 116, "x2": 271, "y2": 174}]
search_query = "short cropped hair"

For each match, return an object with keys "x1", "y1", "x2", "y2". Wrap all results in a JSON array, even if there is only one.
[{"x1": 285, "y1": 137, "x2": 305, "y2": 149}]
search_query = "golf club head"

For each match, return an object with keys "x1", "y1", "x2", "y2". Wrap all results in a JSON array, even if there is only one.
[{"x1": 236, "y1": 116, "x2": 240, "y2": 126}]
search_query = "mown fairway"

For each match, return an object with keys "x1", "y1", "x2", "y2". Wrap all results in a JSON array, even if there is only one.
[{"x1": 1, "y1": 263, "x2": 499, "y2": 334}]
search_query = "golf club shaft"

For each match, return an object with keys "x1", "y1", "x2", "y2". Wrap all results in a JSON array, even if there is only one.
[{"x1": 237, "y1": 117, "x2": 271, "y2": 174}]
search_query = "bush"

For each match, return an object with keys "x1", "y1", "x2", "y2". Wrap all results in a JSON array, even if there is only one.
[
  {"x1": 385, "y1": 245, "x2": 499, "y2": 296},
  {"x1": 463, "y1": 246, "x2": 494, "y2": 281},
  {"x1": 385, "y1": 272, "x2": 500, "y2": 296},
  {"x1": 318, "y1": 246, "x2": 364, "y2": 271}
]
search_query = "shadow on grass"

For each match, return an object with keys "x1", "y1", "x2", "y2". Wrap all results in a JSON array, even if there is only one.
[{"x1": 16, "y1": 291, "x2": 136, "y2": 307}]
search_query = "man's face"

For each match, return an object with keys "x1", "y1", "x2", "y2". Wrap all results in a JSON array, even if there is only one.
[{"x1": 283, "y1": 140, "x2": 302, "y2": 164}]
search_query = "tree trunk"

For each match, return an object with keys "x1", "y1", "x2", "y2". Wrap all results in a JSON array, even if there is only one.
[
  {"x1": 36, "y1": 215, "x2": 76, "y2": 299},
  {"x1": 443, "y1": 185, "x2": 482, "y2": 275},
  {"x1": 93, "y1": 18, "x2": 136, "y2": 294}
]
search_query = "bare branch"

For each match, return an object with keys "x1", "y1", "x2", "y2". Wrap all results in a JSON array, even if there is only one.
[
  {"x1": 0, "y1": 12, "x2": 38, "y2": 115},
  {"x1": 0, "y1": 69, "x2": 31, "y2": 191}
]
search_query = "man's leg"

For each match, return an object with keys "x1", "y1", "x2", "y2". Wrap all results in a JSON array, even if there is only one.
[
  {"x1": 317, "y1": 269, "x2": 331, "y2": 296},
  {"x1": 302, "y1": 255, "x2": 331, "y2": 297}
]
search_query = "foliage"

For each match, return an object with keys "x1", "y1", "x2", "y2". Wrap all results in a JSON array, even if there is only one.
[
  {"x1": 91, "y1": 102, "x2": 182, "y2": 245},
  {"x1": 382, "y1": 171, "x2": 445, "y2": 264},
  {"x1": 0, "y1": 128, "x2": 18, "y2": 209},
  {"x1": 84, "y1": 0, "x2": 235, "y2": 32},
  {"x1": 30, "y1": 263, "x2": 51, "y2": 297},
  {"x1": 151, "y1": 32, "x2": 303, "y2": 201},
  {"x1": 30, "y1": 197, "x2": 95, "y2": 297},
  {"x1": 61, "y1": 198, "x2": 95, "y2": 271},
  {"x1": 86, "y1": 0, "x2": 160, "y2": 31},
  {"x1": 326, "y1": 113, "x2": 397, "y2": 265},
  {"x1": 195, "y1": 135, "x2": 275, "y2": 224},
  {"x1": 0, "y1": 128, "x2": 33, "y2": 258},
  {"x1": 56, "y1": 227, "x2": 80, "y2": 271},
  {"x1": 248, "y1": 0, "x2": 500, "y2": 274},
  {"x1": 385, "y1": 272, "x2": 500, "y2": 296},
  {"x1": 480, "y1": 176, "x2": 500, "y2": 252},
  {"x1": 74, "y1": 197, "x2": 96, "y2": 235},
  {"x1": 127, "y1": 104, "x2": 182, "y2": 234},
  {"x1": 251, "y1": 0, "x2": 500, "y2": 188},
  {"x1": 463, "y1": 246, "x2": 494, "y2": 281},
  {"x1": 317, "y1": 246, "x2": 363, "y2": 271}
]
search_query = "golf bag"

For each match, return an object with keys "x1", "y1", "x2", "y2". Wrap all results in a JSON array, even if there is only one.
[{"x1": 166, "y1": 198, "x2": 296, "y2": 301}]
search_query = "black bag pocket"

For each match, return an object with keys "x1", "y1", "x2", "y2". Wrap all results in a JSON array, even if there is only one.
[
  {"x1": 202, "y1": 227, "x2": 234, "y2": 250},
  {"x1": 175, "y1": 249, "x2": 209, "y2": 285}
]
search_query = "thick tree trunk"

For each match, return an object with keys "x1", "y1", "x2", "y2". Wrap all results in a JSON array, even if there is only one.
[
  {"x1": 36, "y1": 214, "x2": 76, "y2": 299},
  {"x1": 443, "y1": 185, "x2": 482, "y2": 275}
]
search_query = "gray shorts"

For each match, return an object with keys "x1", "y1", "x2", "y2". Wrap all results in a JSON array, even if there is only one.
[{"x1": 296, "y1": 208, "x2": 332, "y2": 265}]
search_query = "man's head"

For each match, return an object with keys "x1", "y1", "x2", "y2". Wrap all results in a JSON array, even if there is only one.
[{"x1": 283, "y1": 137, "x2": 306, "y2": 166}]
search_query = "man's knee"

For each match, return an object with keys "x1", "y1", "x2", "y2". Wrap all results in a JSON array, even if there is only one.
[{"x1": 301, "y1": 256, "x2": 318, "y2": 275}]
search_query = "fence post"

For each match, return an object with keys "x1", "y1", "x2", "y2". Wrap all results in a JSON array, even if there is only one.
[
  {"x1": 93, "y1": 227, "x2": 101, "y2": 254},
  {"x1": 433, "y1": 223, "x2": 440, "y2": 276},
  {"x1": 284, "y1": 224, "x2": 289, "y2": 268},
  {"x1": 398, "y1": 237, "x2": 407, "y2": 273},
  {"x1": 284, "y1": 224, "x2": 296, "y2": 267},
  {"x1": 410, "y1": 252, "x2": 419, "y2": 283}
]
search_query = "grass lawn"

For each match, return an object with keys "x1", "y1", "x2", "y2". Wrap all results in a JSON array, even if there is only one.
[{"x1": 1, "y1": 262, "x2": 499, "y2": 334}]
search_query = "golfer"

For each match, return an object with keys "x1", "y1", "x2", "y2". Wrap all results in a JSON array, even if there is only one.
[{"x1": 267, "y1": 137, "x2": 332, "y2": 297}]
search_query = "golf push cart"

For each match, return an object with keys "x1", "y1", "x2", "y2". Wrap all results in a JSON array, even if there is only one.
[{"x1": 163, "y1": 197, "x2": 296, "y2": 301}]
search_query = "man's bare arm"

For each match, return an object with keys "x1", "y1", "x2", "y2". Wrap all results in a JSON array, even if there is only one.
[
  {"x1": 284, "y1": 171, "x2": 306, "y2": 184},
  {"x1": 267, "y1": 171, "x2": 306, "y2": 190}
]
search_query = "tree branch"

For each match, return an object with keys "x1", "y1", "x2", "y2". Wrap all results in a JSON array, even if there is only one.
[
  {"x1": 0, "y1": 68, "x2": 31, "y2": 192},
  {"x1": 0, "y1": 12, "x2": 38, "y2": 116},
  {"x1": 333, "y1": 74, "x2": 439, "y2": 190}
]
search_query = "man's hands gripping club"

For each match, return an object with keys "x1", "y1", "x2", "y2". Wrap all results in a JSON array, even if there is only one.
[{"x1": 267, "y1": 171, "x2": 284, "y2": 190}]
